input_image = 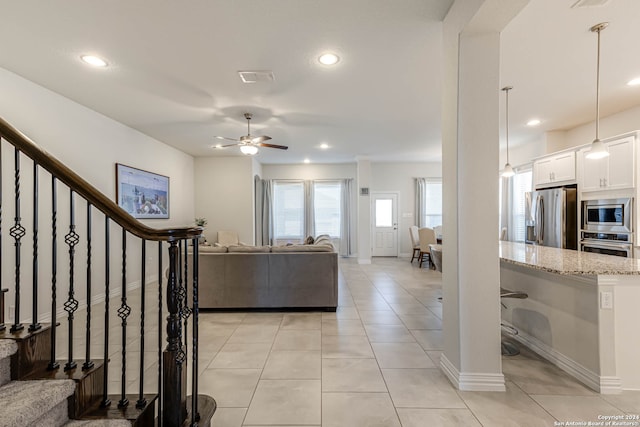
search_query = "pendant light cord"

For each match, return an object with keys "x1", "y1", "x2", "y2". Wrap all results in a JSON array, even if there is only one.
[
  {"x1": 590, "y1": 22, "x2": 608, "y2": 142},
  {"x1": 502, "y1": 86, "x2": 513, "y2": 164},
  {"x1": 595, "y1": 25, "x2": 601, "y2": 141},
  {"x1": 506, "y1": 88, "x2": 510, "y2": 163}
]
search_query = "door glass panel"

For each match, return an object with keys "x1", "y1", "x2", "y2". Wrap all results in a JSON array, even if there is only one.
[{"x1": 375, "y1": 199, "x2": 393, "y2": 227}]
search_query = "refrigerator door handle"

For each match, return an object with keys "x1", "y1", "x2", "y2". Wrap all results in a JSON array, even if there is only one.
[
  {"x1": 539, "y1": 196, "x2": 545, "y2": 244},
  {"x1": 535, "y1": 195, "x2": 541, "y2": 244}
]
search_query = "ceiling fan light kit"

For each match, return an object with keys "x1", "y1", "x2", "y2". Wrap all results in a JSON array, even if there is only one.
[
  {"x1": 213, "y1": 112, "x2": 288, "y2": 156},
  {"x1": 585, "y1": 22, "x2": 610, "y2": 160},
  {"x1": 240, "y1": 145, "x2": 259, "y2": 156}
]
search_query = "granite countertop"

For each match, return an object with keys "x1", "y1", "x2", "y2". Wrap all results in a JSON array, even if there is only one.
[{"x1": 499, "y1": 241, "x2": 640, "y2": 276}]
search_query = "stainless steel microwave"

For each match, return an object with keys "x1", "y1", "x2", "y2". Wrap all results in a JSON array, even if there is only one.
[{"x1": 582, "y1": 198, "x2": 632, "y2": 233}]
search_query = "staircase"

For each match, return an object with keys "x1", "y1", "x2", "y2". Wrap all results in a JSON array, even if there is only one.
[{"x1": 0, "y1": 117, "x2": 215, "y2": 426}]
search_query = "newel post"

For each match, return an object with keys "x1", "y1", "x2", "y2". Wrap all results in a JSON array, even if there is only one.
[{"x1": 163, "y1": 240, "x2": 187, "y2": 426}]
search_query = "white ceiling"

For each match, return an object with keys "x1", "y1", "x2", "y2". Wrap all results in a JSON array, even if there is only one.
[
  {"x1": 501, "y1": 0, "x2": 640, "y2": 147},
  {"x1": 1, "y1": 0, "x2": 639, "y2": 164}
]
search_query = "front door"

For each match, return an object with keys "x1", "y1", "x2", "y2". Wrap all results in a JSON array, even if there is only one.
[{"x1": 372, "y1": 193, "x2": 398, "y2": 256}]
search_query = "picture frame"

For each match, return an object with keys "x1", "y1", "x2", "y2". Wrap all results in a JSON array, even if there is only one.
[{"x1": 116, "y1": 163, "x2": 169, "y2": 219}]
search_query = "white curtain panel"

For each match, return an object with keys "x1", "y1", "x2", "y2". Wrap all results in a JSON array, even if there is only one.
[
  {"x1": 304, "y1": 180, "x2": 315, "y2": 239},
  {"x1": 415, "y1": 177, "x2": 426, "y2": 228},
  {"x1": 339, "y1": 178, "x2": 353, "y2": 256}
]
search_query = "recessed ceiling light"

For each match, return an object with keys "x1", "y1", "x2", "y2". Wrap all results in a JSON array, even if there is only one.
[
  {"x1": 527, "y1": 119, "x2": 541, "y2": 126},
  {"x1": 627, "y1": 77, "x2": 640, "y2": 86},
  {"x1": 304, "y1": 158, "x2": 311, "y2": 164},
  {"x1": 318, "y1": 53, "x2": 340, "y2": 66},
  {"x1": 80, "y1": 55, "x2": 108, "y2": 67},
  {"x1": 320, "y1": 143, "x2": 329, "y2": 149}
]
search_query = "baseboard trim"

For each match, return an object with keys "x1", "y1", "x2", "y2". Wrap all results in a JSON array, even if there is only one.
[
  {"x1": 440, "y1": 354, "x2": 506, "y2": 392},
  {"x1": 506, "y1": 321, "x2": 621, "y2": 394},
  {"x1": 37, "y1": 275, "x2": 159, "y2": 324}
]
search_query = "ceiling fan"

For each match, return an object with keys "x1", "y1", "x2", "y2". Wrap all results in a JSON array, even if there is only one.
[{"x1": 214, "y1": 113, "x2": 288, "y2": 155}]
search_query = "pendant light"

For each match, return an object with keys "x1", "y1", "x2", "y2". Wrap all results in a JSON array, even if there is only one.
[
  {"x1": 501, "y1": 86, "x2": 515, "y2": 178},
  {"x1": 585, "y1": 22, "x2": 609, "y2": 160}
]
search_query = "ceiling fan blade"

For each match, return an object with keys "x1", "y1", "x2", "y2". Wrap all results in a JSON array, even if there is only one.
[
  {"x1": 214, "y1": 136, "x2": 240, "y2": 142},
  {"x1": 251, "y1": 135, "x2": 272, "y2": 143},
  {"x1": 257, "y1": 142, "x2": 289, "y2": 150},
  {"x1": 220, "y1": 143, "x2": 242, "y2": 148}
]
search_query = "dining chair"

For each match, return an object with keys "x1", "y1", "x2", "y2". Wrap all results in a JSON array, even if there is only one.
[
  {"x1": 499, "y1": 227, "x2": 507, "y2": 241},
  {"x1": 433, "y1": 225, "x2": 443, "y2": 243},
  {"x1": 409, "y1": 226, "x2": 420, "y2": 263},
  {"x1": 418, "y1": 227, "x2": 437, "y2": 268}
]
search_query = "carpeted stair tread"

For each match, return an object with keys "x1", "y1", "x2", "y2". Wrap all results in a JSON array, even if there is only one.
[
  {"x1": 0, "y1": 341, "x2": 17, "y2": 388},
  {"x1": 0, "y1": 340, "x2": 17, "y2": 359},
  {"x1": 0, "y1": 379, "x2": 75, "y2": 427},
  {"x1": 64, "y1": 420, "x2": 131, "y2": 426}
]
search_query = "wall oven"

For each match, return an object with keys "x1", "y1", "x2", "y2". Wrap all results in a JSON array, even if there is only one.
[
  {"x1": 582, "y1": 198, "x2": 632, "y2": 233},
  {"x1": 580, "y1": 231, "x2": 633, "y2": 258}
]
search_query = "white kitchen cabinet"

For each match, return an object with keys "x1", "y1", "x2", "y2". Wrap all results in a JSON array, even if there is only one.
[
  {"x1": 579, "y1": 136, "x2": 634, "y2": 192},
  {"x1": 533, "y1": 151, "x2": 576, "y2": 188}
]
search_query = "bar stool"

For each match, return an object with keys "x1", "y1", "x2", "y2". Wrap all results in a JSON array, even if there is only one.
[{"x1": 500, "y1": 287, "x2": 528, "y2": 356}]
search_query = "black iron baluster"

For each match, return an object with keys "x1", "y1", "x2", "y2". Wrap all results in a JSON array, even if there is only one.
[
  {"x1": 64, "y1": 189, "x2": 79, "y2": 371},
  {"x1": 118, "y1": 228, "x2": 131, "y2": 408},
  {"x1": 176, "y1": 241, "x2": 184, "y2": 361},
  {"x1": 101, "y1": 217, "x2": 111, "y2": 408},
  {"x1": 48, "y1": 177, "x2": 59, "y2": 370},
  {"x1": 10, "y1": 148, "x2": 25, "y2": 333},
  {"x1": 136, "y1": 239, "x2": 147, "y2": 409},
  {"x1": 157, "y1": 241, "x2": 163, "y2": 427},
  {"x1": 191, "y1": 239, "x2": 200, "y2": 424},
  {"x1": 163, "y1": 240, "x2": 187, "y2": 426},
  {"x1": 83, "y1": 203, "x2": 94, "y2": 370},
  {"x1": 29, "y1": 164, "x2": 41, "y2": 332},
  {"x1": 182, "y1": 241, "x2": 191, "y2": 355}
]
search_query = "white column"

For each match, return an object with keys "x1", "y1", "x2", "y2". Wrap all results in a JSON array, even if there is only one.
[
  {"x1": 440, "y1": 0, "x2": 528, "y2": 392},
  {"x1": 357, "y1": 158, "x2": 372, "y2": 264}
]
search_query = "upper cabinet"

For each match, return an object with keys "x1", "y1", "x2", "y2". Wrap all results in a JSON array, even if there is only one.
[
  {"x1": 533, "y1": 151, "x2": 576, "y2": 188},
  {"x1": 578, "y1": 136, "x2": 635, "y2": 193}
]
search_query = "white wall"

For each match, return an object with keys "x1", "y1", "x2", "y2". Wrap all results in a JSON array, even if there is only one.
[
  {"x1": 564, "y1": 105, "x2": 640, "y2": 150},
  {"x1": 261, "y1": 163, "x2": 356, "y2": 181},
  {"x1": 371, "y1": 162, "x2": 442, "y2": 256},
  {"x1": 509, "y1": 104, "x2": 640, "y2": 162},
  {"x1": 0, "y1": 67, "x2": 195, "y2": 323},
  {"x1": 194, "y1": 157, "x2": 255, "y2": 245}
]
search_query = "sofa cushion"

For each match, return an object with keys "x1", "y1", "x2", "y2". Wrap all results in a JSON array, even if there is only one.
[
  {"x1": 271, "y1": 244, "x2": 334, "y2": 252},
  {"x1": 227, "y1": 245, "x2": 271, "y2": 253},
  {"x1": 199, "y1": 245, "x2": 228, "y2": 253}
]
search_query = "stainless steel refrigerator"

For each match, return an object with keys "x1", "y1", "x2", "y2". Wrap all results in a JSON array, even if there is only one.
[{"x1": 525, "y1": 187, "x2": 577, "y2": 249}]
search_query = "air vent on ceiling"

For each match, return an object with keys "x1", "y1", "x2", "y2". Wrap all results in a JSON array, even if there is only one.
[
  {"x1": 571, "y1": 0, "x2": 611, "y2": 8},
  {"x1": 238, "y1": 70, "x2": 275, "y2": 83}
]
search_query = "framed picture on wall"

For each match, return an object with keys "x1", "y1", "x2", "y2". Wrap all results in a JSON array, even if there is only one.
[{"x1": 116, "y1": 163, "x2": 169, "y2": 219}]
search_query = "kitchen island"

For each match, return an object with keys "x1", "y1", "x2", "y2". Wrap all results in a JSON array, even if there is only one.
[{"x1": 499, "y1": 241, "x2": 640, "y2": 393}]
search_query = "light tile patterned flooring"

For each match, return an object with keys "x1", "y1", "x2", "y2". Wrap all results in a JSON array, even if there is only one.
[
  {"x1": 201, "y1": 257, "x2": 640, "y2": 427},
  {"x1": 62, "y1": 257, "x2": 640, "y2": 426}
]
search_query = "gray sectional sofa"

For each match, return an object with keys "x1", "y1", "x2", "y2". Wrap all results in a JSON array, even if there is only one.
[{"x1": 195, "y1": 237, "x2": 338, "y2": 310}]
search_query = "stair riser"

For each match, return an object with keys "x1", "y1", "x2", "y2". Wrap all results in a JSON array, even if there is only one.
[
  {"x1": 31, "y1": 399, "x2": 69, "y2": 427},
  {"x1": 10, "y1": 326, "x2": 51, "y2": 379},
  {"x1": 70, "y1": 363, "x2": 105, "y2": 419},
  {"x1": 0, "y1": 357, "x2": 10, "y2": 387}
]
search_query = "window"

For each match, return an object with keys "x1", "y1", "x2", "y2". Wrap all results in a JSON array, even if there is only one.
[
  {"x1": 273, "y1": 180, "x2": 343, "y2": 242},
  {"x1": 273, "y1": 181, "x2": 304, "y2": 241},
  {"x1": 421, "y1": 179, "x2": 442, "y2": 228},
  {"x1": 511, "y1": 169, "x2": 532, "y2": 242},
  {"x1": 314, "y1": 181, "x2": 341, "y2": 237}
]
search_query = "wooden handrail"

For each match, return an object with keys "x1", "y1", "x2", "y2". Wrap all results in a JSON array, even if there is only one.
[{"x1": 0, "y1": 117, "x2": 202, "y2": 242}]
